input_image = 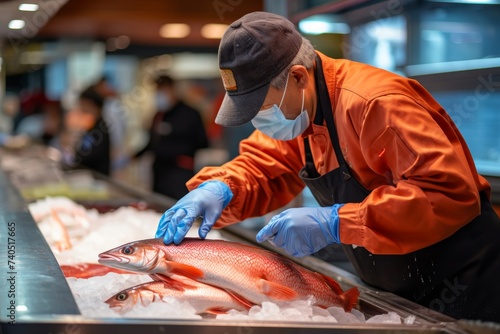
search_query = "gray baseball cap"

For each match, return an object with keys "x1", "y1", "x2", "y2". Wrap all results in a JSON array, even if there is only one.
[{"x1": 215, "y1": 11, "x2": 303, "y2": 127}]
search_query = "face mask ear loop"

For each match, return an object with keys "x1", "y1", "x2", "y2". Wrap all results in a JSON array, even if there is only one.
[
  {"x1": 301, "y1": 89, "x2": 305, "y2": 114},
  {"x1": 278, "y1": 74, "x2": 290, "y2": 110}
]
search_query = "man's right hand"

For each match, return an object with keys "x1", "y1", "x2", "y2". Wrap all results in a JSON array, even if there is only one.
[{"x1": 155, "y1": 180, "x2": 233, "y2": 244}]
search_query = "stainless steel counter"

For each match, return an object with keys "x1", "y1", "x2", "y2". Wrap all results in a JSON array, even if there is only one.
[
  {"x1": 0, "y1": 155, "x2": 484, "y2": 334},
  {"x1": 0, "y1": 168, "x2": 80, "y2": 323}
]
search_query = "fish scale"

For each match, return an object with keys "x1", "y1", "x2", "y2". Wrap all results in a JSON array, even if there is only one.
[{"x1": 98, "y1": 238, "x2": 359, "y2": 311}]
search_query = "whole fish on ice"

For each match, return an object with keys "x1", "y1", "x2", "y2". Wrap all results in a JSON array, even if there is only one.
[
  {"x1": 98, "y1": 238, "x2": 359, "y2": 310},
  {"x1": 105, "y1": 276, "x2": 249, "y2": 315}
]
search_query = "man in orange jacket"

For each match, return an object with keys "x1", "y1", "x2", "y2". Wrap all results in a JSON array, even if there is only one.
[{"x1": 155, "y1": 11, "x2": 500, "y2": 322}]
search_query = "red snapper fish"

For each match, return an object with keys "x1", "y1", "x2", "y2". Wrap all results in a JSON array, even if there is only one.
[
  {"x1": 98, "y1": 238, "x2": 359, "y2": 311},
  {"x1": 105, "y1": 276, "x2": 249, "y2": 315}
]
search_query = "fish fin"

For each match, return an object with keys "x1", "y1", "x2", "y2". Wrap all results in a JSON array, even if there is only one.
[
  {"x1": 149, "y1": 273, "x2": 165, "y2": 281},
  {"x1": 316, "y1": 272, "x2": 360, "y2": 311},
  {"x1": 260, "y1": 279, "x2": 298, "y2": 300},
  {"x1": 204, "y1": 307, "x2": 230, "y2": 315},
  {"x1": 150, "y1": 273, "x2": 177, "y2": 283},
  {"x1": 315, "y1": 272, "x2": 344, "y2": 295},
  {"x1": 149, "y1": 274, "x2": 198, "y2": 291},
  {"x1": 222, "y1": 290, "x2": 254, "y2": 309},
  {"x1": 342, "y1": 287, "x2": 360, "y2": 312},
  {"x1": 167, "y1": 261, "x2": 204, "y2": 280}
]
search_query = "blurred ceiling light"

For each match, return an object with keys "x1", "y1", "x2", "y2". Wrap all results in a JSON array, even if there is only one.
[
  {"x1": 106, "y1": 35, "x2": 131, "y2": 52},
  {"x1": 159, "y1": 23, "x2": 190, "y2": 38},
  {"x1": 201, "y1": 23, "x2": 228, "y2": 39},
  {"x1": 298, "y1": 15, "x2": 350, "y2": 35},
  {"x1": 19, "y1": 3, "x2": 39, "y2": 11},
  {"x1": 115, "y1": 35, "x2": 131, "y2": 49},
  {"x1": 8, "y1": 20, "x2": 25, "y2": 30}
]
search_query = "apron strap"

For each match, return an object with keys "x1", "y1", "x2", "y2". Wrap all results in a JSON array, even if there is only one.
[
  {"x1": 313, "y1": 55, "x2": 350, "y2": 170},
  {"x1": 303, "y1": 137, "x2": 320, "y2": 178}
]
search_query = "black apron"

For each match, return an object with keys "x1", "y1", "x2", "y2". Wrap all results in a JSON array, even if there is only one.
[{"x1": 299, "y1": 56, "x2": 500, "y2": 322}]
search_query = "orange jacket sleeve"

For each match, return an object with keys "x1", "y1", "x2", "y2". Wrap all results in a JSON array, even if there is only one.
[
  {"x1": 186, "y1": 130, "x2": 306, "y2": 227},
  {"x1": 338, "y1": 93, "x2": 482, "y2": 254}
]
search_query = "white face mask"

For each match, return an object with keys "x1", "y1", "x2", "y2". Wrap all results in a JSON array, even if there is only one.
[
  {"x1": 155, "y1": 91, "x2": 171, "y2": 112},
  {"x1": 251, "y1": 75, "x2": 310, "y2": 141}
]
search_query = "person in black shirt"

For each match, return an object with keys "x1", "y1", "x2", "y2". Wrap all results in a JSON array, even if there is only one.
[
  {"x1": 135, "y1": 75, "x2": 209, "y2": 199},
  {"x1": 63, "y1": 86, "x2": 111, "y2": 176}
]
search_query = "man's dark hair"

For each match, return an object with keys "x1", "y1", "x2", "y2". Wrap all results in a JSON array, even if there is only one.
[
  {"x1": 96, "y1": 75, "x2": 109, "y2": 85},
  {"x1": 79, "y1": 85, "x2": 104, "y2": 109},
  {"x1": 155, "y1": 75, "x2": 175, "y2": 88}
]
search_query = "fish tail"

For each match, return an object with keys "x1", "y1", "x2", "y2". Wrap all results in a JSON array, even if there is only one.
[{"x1": 342, "y1": 287, "x2": 360, "y2": 312}]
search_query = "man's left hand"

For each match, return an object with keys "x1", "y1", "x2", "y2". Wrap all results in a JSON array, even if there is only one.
[{"x1": 256, "y1": 204, "x2": 344, "y2": 257}]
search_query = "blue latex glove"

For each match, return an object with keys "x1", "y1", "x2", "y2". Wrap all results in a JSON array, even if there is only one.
[
  {"x1": 256, "y1": 204, "x2": 344, "y2": 257},
  {"x1": 155, "y1": 180, "x2": 233, "y2": 244}
]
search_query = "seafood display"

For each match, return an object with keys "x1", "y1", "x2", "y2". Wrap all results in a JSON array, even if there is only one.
[
  {"x1": 98, "y1": 238, "x2": 360, "y2": 311},
  {"x1": 28, "y1": 197, "x2": 92, "y2": 252},
  {"x1": 23, "y1": 195, "x2": 415, "y2": 325}
]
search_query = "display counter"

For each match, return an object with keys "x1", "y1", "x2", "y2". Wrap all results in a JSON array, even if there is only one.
[{"x1": 0, "y1": 146, "x2": 491, "y2": 334}]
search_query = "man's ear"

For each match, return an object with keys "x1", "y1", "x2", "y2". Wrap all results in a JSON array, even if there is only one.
[{"x1": 290, "y1": 65, "x2": 309, "y2": 90}]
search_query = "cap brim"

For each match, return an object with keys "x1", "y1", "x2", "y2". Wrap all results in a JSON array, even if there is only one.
[{"x1": 215, "y1": 82, "x2": 270, "y2": 127}]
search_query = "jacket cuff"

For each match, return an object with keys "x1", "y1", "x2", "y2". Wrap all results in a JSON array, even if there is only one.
[{"x1": 338, "y1": 203, "x2": 366, "y2": 247}]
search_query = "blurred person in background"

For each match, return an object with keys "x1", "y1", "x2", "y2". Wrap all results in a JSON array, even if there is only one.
[
  {"x1": 4, "y1": 92, "x2": 63, "y2": 148},
  {"x1": 134, "y1": 75, "x2": 209, "y2": 200},
  {"x1": 0, "y1": 94, "x2": 17, "y2": 146},
  {"x1": 0, "y1": 93, "x2": 19, "y2": 134},
  {"x1": 14, "y1": 90, "x2": 51, "y2": 140},
  {"x1": 62, "y1": 85, "x2": 111, "y2": 176},
  {"x1": 41, "y1": 100, "x2": 64, "y2": 147},
  {"x1": 93, "y1": 76, "x2": 128, "y2": 173},
  {"x1": 12, "y1": 89, "x2": 47, "y2": 134}
]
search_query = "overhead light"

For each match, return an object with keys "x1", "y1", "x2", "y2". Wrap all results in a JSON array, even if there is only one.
[
  {"x1": 159, "y1": 23, "x2": 190, "y2": 39},
  {"x1": 19, "y1": 3, "x2": 39, "y2": 11},
  {"x1": 201, "y1": 23, "x2": 228, "y2": 39},
  {"x1": 115, "y1": 35, "x2": 130, "y2": 49},
  {"x1": 8, "y1": 20, "x2": 25, "y2": 30},
  {"x1": 106, "y1": 35, "x2": 131, "y2": 52},
  {"x1": 298, "y1": 15, "x2": 350, "y2": 35}
]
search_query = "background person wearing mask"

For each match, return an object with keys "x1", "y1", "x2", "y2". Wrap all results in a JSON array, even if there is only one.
[
  {"x1": 135, "y1": 75, "x2": 209, "y2": 200},
  {"x1": 155, "y1": 12, "x2": 500, "y2": 322},
  {"x1": 62, "y1": 85, "x2": 111, "y2": 176},
  {"x1": 93, "y1": 76, "x2": 128, "y2": 173}
]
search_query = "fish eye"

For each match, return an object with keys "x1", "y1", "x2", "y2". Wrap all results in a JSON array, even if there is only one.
[
  {"x1": 122, "y1": 246, "x2": 134, "y2": 255},
  {"x1": 116, "y1": 293, "x2": 128, "y2": 301}
]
